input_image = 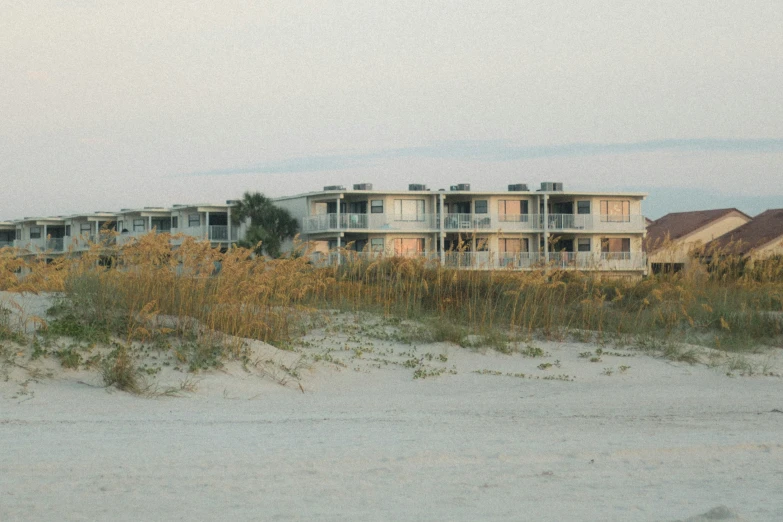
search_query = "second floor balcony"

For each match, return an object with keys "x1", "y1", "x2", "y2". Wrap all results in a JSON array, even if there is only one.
[
  {"x1": 302, "y1": 213, "x2": 440, "y2": 233},
  {"x1": 302, "y1": 212, "x2": 646, "y2": 234}
]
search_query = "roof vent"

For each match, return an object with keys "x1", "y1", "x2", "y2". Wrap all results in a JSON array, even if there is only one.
[
  {"x1": 323, "y1": 185, "x2": 345, "y2": 191},
  {"x1": 226, "y1": 200, "x2": 240, "y2": 205},
  {"x1": 508, "y1": 184, "x2": 529, "y2": 192},
  {"x1": 450, "y1": 183, "x2": 471, "y2": 191},
  {"x1": 144, "y1": 206, "x2": 166, "y2": 210},
  {"x1": 408, "y1": 184, "x2": 428, "y2": 191},
  {"x1": 540, "y1": 182, "x2": 564, "y2": 191},
  {"x1": 353, "y1": 183, "x2": 373, "y2": 190},
  {"x1": 120, "y1": 209, "x2": 131, "y2": 212}
]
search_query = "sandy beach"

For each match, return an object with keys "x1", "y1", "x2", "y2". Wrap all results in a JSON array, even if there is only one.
[{"x1": 2, "y1": 292, "x2": 783, "y2": 521}]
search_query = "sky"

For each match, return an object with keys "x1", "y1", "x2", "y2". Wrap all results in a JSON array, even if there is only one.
[{"x1": 1, "y1": 0, "x2": 782, "y2": 221}]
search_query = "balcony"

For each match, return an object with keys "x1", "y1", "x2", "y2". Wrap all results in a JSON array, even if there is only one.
[
  {"x1": 302, "y1": 213, "x2": 438, "y2": 233},
  {"x1": 545, "y1": 214, "x2": 645, "y2": 232},
  {"x1": 307, "y1": 250, "x2": 647, "y2": 271},
  {"x1": 443, "y1": 213, "x2": 493, "y2": 231},
  {"x1": 176, "y1": 225, "x2": 239, "y2": 242},
  {"x1": 13, "y1": 238, "x2": 65, "y2": 253}
]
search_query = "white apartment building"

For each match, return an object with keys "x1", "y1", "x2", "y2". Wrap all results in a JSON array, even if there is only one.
[
  {"x1": 169, "y1": 203, "x2": 244, "y2": 248},
  {"x1": 274, "y1": 182, "x2": 648, "y2": 276}
]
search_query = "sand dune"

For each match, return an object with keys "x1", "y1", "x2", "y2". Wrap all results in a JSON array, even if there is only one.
[{"x1": 1, "y1": 292, "x2": 782, "y2": 521}]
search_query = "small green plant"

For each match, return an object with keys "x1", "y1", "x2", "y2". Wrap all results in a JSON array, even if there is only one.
[
  {"x1": 520, "y1": 344, "x2": 547, "y2": 358},
  {"x1": 537, "y1": 362, "x2": 553, "y2": 370},
  {"x1": 619, "y1": 365, "x2": 631, "y2": 373},
  {"x1": 602, "y1": 367, "x2": 614, "y2": 376},
  {"x1": 102, "y1": 343, "x2": 140, "y2": 393}
]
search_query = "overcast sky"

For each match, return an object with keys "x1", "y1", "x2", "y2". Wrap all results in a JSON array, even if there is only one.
[{"x1": 2, "y1": 0, "x2": 781, "y2": 220}]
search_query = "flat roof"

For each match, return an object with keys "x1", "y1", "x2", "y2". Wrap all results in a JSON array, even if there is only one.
[{"x1": 274, "y1": 188, "x2": 647, "y2": 201}]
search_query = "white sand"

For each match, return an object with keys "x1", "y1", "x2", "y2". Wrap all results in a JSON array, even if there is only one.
[{"x1": 1, "y1": 292, "x2": 782, "y2": 521}]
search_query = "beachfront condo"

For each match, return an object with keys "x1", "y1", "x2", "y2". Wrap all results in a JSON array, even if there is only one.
[{"x1": 274, "y1": 182, "x2": 648, "y2": 277}]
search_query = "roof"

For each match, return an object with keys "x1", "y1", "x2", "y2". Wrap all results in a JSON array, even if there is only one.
[
  {"x1": 273, "y1": 188, "x2": 647, "y2": 201},
  {"x1": 707, "y1": 209, "x2": 783, "y2": 255},
  {"x1": 645, "y1": 208, "x2": 750, "y2": 250}
]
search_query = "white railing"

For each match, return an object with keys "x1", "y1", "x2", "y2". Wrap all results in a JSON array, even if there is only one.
[
  {"x1": 0, "y1": 240, "x2": 13, "y2": 249},
  {"x1": 545, "y1": 214, "x2": 645, "y2": 232},
  {"x1": 13, "y1": 238, "x2": 65, "y2": 252},
  {"x1": 301, "y1": 212, "x2": 645, "y2": 233},
  {"x1": 307, "y1": 250, "x2": 647, "y2": 271},
  {"x1": 302, "y1": 213, "x2": 439, "y2": 233},
  {"x1": 443, "y1": 213, "x2": 493, "y2": 230},
  {"x1": 496, "y1": 214, "x2": 541, "y2": 231}
]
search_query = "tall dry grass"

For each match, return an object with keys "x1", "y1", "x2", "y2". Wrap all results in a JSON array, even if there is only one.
[{"x1": 1, "y1": 233, "x2": 781, "y2": 351}]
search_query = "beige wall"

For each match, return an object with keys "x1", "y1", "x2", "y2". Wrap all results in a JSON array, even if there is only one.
[
  {"x1": 649, "y1": 213, "x2": 751, "y2": 265},
  {"x1": 748, "y1": 237, "x2": 783, "y2": 260}
]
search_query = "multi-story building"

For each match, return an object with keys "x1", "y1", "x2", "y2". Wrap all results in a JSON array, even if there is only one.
[
  {"x1": 274, "y1": 182, "x2": 648, "y2": 276},
  {"x1": 169, "y1": 202, "x2": 243, "y2": 248},
  {"x1": 645, "y1": 208, "x2": 751, "y2": 274},
  {"x1": 63, "y1": 212, "x2": 118, "y2": 252},
  {"x1": 0, "y1": 222, "x2": 15, "y2": 249},
  {"x1": 13, "y1": 216, "x2": 68, "y2": 254}
]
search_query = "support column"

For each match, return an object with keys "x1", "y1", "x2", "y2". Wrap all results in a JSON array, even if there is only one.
[
  {"x1": 43, "y1": 224, "x2": 48, "y2": 249},
  {"x1": 148, "y1": 216, "x2": 153, "y2": 232},
  {"x1": 205, "y1": 211, "x2": 210, "y2": 240},
  {"x1": 542, "y1": 194, "x2": 549, "y2": 264},
  {"x1": 227, "y1": 207, "x2": 232, "y2": 242},
  {"x1": 439, "y1": 193, "x2": 445, "y2": 264},
  {"x1": 335, "y1": 196, "x2": 341, "y2": 266}
]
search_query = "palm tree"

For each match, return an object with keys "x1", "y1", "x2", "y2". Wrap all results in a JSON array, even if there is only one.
[{"x1": 232, "y1": 192, "x2": 298, "y2": 258}]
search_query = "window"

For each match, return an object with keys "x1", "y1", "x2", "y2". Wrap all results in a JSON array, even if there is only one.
[
  {"x1": 394, "y1": 199, "x2": 425, "y2": 221},
  {"x1": 601, "y1": 237, "x2": 631, "y2": 252},
  {"x1": 188, "y1": 214, "x2": 200, "y2": 227},
  {"x1": 65, "y1": 225, "x2": 71, "y2": 237},
  {"x1": 370, "y1": 200, "x2": 384, "y2": 214},
  {"x1": 577, "y1": 238, "x2": 591, "y2": 252},
  {"x1": 370, "y1": 238, "x2": 384, "y2": 252},
  {"x1": 80, "y1": 223, "x2": 92, "y2": 234},
  {"x1": 30, "y1": 227, "x2": 41, "y2": 239},
  {"x1": 600, "y1": 200, "x2": 630, "y2": 222},
  {"x1": 474, "y1": 200, "x2": 488, "y2": 214},
  {"x1": 499, "y1": 238, "x2": 529, "y2": 253},
  {"x1": 577, "y1": 201, "x2": 591, "y2": 214},
  {"x1": 133, "y1": 219, "x2": 145, "y2": 232},
  {"x1": 393, "y1": 238, "x2": 425, "y2": 255},
  {"x1": 498, "y1": 200, "x2": 529, "y2": 221},
  {"x1": 172, "y1": 216, "x2": 178, "y2": 229},
  {"x1": 15, "y1": 229, "x2": 20, "y2": 240}
]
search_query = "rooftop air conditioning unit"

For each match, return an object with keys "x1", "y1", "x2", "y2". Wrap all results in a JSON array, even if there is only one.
[
  {"x1": 323, "y1": 185, "x2": 346, "y2": 191},
  {"x1": 450, "y1": 183, "x2": 471, "y2": 191},
  {"x1": 225, "y1": 200, "x2": 240, "y2": 205},
  {"x1": 508, "y1": 184, "x2": 529, "y2": 192},
  {"x1": 540, "y1": 182, "x2": 564, "y2": 191},
  {"x1": 408, "y1": 184, "x2": 428, "y2": 191},
  {"x1": 353, "y1": 183, "x2": 373, "y2": 190}
]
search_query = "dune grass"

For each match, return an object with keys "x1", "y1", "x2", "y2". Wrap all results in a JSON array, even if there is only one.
[{"x1": 0, "y1": 233, "x2": 781, "y2": 361}]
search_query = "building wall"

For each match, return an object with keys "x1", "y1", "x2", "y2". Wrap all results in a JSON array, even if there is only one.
[{"x1": 649, "y1": 213, "x2": 751, "y2": 265}]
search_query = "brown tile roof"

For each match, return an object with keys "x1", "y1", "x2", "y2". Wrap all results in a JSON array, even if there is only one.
[
  {"x1": 645, "y1": 208, "x2": 750, "y2": 252},
  {"x1": 707, "y1": 209, "x2": 783, "y2": 255}
]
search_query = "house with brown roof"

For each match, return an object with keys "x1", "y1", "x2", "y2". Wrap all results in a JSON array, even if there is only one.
[
  {"x1": 706, "y1": 209, "x2": 783, "y2": 260},
  {"x1": 645, "y1": 208, "x2": 751, "y2": 274}
]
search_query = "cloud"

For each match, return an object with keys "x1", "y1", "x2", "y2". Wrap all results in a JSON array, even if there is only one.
[{"x1": 176, "y1": 138, "x2": 783, "y2": 177}]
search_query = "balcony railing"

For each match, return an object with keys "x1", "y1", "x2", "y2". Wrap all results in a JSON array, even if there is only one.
[
  {"x1": 13, "y1": 238, "x2": 66, "y2": 253},
  {"x1": 0, "y1": 240, "x2": 13, "y2": 249},
  {"x1": 545, "y1": 214, "x2": 645, "y2": 232},
  {"x1": 302, "y1": 213, "x2": 439, "y2": 233},
  {"x1": 301, "y1": 212, "x2": 645, "y2": 233},
  {"x1": 307, "y1": 250, "x2": 647, "y2": 271}
]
